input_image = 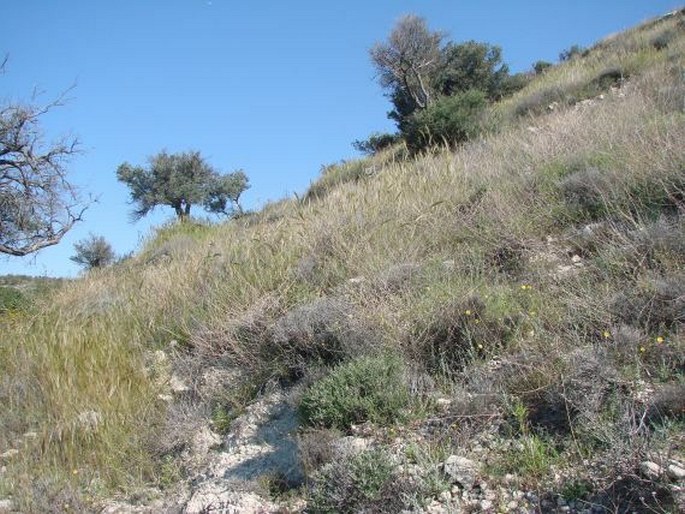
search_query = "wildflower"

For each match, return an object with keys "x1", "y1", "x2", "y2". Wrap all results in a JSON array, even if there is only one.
[
  {"x1": 72, "y1": 469, "x2": 79, "y2": 475},
  {"x1": 465, "y1": 309, "x2": 472, "y2": 316},
  {"x1": 656, "y1": 336, "x2": 664, "y2": 344},
  {"x1": 639, "y1": 346, "x2": 646, "y2": 353},
  {"x1": 529, "y1": 310, "x2": 537, "y2": 316},
  {"x1": 602, "y1": 330, "x2": 611, "y2": 339},
  {"x1": 477, "y1": 343, "x2": 484, "y2": 349}
]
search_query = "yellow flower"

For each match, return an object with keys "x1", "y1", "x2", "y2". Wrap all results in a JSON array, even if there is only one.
[
  {"x1": 639, "y1": 346, "x2": 646, "y2": 353},
  {"x1": 656, "y1": 336, "x2": 664, "y2": 344},
  {"x1": 602, "y1": 330, "x2": 611, "y2": 339},
  {"x1": 529, "y1": 311, "x2": 537, "y2": 316},
  {"x1": 72, "y1": 469, "x2": 79, "y2": 475},
  {"x1": 477, "y1": 343, "x2": 484, "y2": 349},
  {"x1": 465, "y1": 310, "x2": 472, "y2": 316}
]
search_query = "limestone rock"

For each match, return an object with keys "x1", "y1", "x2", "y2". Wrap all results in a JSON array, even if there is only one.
[
  {"x1": 667, "y1": 463, "x2": 685, "y2": 481},
  {"x1": 443, "y1": 455, "x2": 478, "y2": 489},
  {"x1": 640, "y1": 461, "x2": 663, "y2": 480}
]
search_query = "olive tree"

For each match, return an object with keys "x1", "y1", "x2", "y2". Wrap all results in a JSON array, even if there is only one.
[
  {"x1": 116, "y1": 150, "x2": 249, "y2": 221},
  {"x1": 0, "y1": 57, "x2": 86, "y2": 256},
  {"x1": 70, "y1": 234, "x2": 115, "y2": 270},
  {"x1": 370, "y1": 15, "x2": 444, "y2": 117}
]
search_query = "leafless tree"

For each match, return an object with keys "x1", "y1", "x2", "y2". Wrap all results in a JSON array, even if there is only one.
[
  {"x1": 0, "y1": 57, "x2": 86, "y2": 256},
  {"x1": 369, "y1": 15, "x2": 444, "y2": 111}
]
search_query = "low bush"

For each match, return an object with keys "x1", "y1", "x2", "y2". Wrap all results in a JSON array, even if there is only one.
[
  {"x1": 270, "y1": 298, "x2": 379, "y2": 381},
  {"x1": 403, "y1": 90, "x2": 487, "y2": 152},
  {"x1": 415, "y1": 295, "x2": 516, "y2": 377},
  {"x1": 0, "y1": 286, "x2": 28, "y2": 314},
  {"x1": 308, "y1": 447, "x2": 408, "y2": 514},
  {"x1": 299, "y1": 355, "x2": 410, "y2": 431}
]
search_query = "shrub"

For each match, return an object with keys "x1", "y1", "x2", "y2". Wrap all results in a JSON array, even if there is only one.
[
  {"x1": 533, "y1": 60, "x2": 553, "y2": 74},
  {"x1": 299, "y1": 355, "x2": 410, "y2": 431},
  {"x1": 308, "y1": 447, "x2": 405, "y2": 514},
  {"x1": 558, "y1": 167, "x2": 613, "y2": 220},
  {"x1": 352, "y1": 132, "x2": 401, "y2": 155},
  {"x1": 70, "y1": 234, "x2": 116, "y2": 270},
  {"x1": 270, "y1": 298, "x2": 378, "y2": 381},
  {"x1": 612, "y1": 275, "x2": 685, "y2": 332},
  {"x1": 0, "y1": 286, "x2": 28, "y2": 313},
  {"x1": 415, "y1": 295, "x2": 515, "y2": 376},
  {"x1": 559, "y1": 44, "x2": 587, "y2": 62},
  {"x1": 402, "y1": 90, "x2": 486, "y2": 152}
]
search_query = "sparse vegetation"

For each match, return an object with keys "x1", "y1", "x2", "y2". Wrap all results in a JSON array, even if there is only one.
[{"x1": 1, "y1": 8, "x2": 684, "y2": 513}]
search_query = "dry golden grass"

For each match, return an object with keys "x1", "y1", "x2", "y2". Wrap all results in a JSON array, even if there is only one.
[{"x1": 1, "y1": 9, "x2": 683, "y2": 511}]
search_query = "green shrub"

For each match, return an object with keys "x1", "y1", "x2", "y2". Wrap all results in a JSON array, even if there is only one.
[
  {"x1": 308, "y1": 447, "x2": 403, "y2": 514},
  {"x1": 0, "y1": 286, "x2": 28, "y2": 313},
  {"x1": 352, "y1": 132, "x2": 401, "y2": 155},
  {"x1": 299, "y1": 355, "x2": 409, "y2": 430},
  {"x1": 403, "y1": 90, "x2": 486, "y2": 152},
  {"x1": 70, "y1": 234, "x2": 116, "y2": 270}
]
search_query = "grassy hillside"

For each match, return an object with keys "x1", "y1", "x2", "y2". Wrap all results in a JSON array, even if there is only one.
[{"x1": 1, "y1": 10, "x2": 684, "y2": 512}]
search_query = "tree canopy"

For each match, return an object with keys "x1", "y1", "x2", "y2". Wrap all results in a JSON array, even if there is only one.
[
  {"x1": 116, "y1": 150, "x2": 249, "y2": 221},
  {"x1": 70, "y1": 234, "x2": 115, "y2": 270},
  {"x1": 0, "y1": 57, "x2": 86, "y2": 256}
]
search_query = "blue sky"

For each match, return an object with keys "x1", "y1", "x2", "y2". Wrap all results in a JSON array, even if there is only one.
[{"x1": 1, "y1": 0, "x2": 681, "y2": 277}]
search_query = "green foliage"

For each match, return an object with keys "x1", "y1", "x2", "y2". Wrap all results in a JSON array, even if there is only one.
[
  {"x1": 533, "y1": 60, "x2": 553, "y2": 74},
  {"x1": 403, "y1": 90, "x2": 486, "y2": 152},
  {"x1": 435, "y1": 40, "x2": 510, "y2": 100},
  {"x1": 116, "y1": 150, "x2": 248, "y2": 221},
  {"x1": 308, "y1": 447, "x2": 398, "y2": 514},
  {"x1": 0, "y1": 286, "x2": 28, "y2": 313},
  {"x1": 299, "y1": 355, "x2": 409, "y2": 431},
  {"x1": 352, "y1": 132, "x2": 401, "y2": 155},
  {"x1": 70, "y1": 234, "x2": 116, "y2": 270}
]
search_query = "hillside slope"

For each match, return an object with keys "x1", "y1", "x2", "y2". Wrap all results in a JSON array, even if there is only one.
[{"x1": 1, "y1": 9, "x2": 684, "y2": 513}]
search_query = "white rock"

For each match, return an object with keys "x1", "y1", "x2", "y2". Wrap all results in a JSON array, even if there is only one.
[
  {"x1": 23, "y1": 431, "x2": 37, "y2": 439},
  {"x1": 435, "y1": 398, "x2": 452, "y2": 411},
  {"x1": 77, "y1": 410, "x2": 102, "y2": 432},
  {"x1": 0, "y1": 499, "x2": 14, "y2": 513},
  {"x1": 667, "y1": 463, "x2": 685, "y2": 481},
  {"x1": 0, "y1": 449, "x2": 19, "y2": 461},
  {"x1": 169, "y1": 374, "x2": 190, "y2": 394},
  {"x1": 443, "y1": 455, "x2": 478, "y2": 489},
  {"x1": 640, "y1": 461, "x2": 663, "y2": 480},
  {"x1": 481, "y1": 499, "x2": 493, "y2": 511}
]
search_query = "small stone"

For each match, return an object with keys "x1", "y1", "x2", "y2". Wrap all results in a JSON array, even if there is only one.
[
  {"x1": 480, "y1": 499, "x2": 493, "y2": 511},
  {"x1": 0, "y1": 499, "x2": 14, "y2": 513},
  {"x1": 77, "y1": 410, "x2": 102, "y2": 432},
  {"x1": 443, "y1": 455, "x2": 478, "y2": 489},
  {"x1": 640, "y1": 461, "x2": 663, "y2": 480},
  {"x1": 560, "y1": 507, "x2": 571, "y2": 513},
  {"x1": 347, "y1": 276, "x2": 365, "y2": 284},
  {"x1": 0, "y1": 449, "x2": 19, "y2": 461},
  {"x1": 571, "y1": 254, "x2": 582, "y2": 264},
  {"x1": 507, "y1": 500, "x2": 518, "y2": 511},
  {"x1": 169, "y1": 374, "x2": 190, "y2": 394},
  {"x1": 666, "y1": 463, "x2": 685, "y2": 480},
  {"x1": 439, "y1": 490, "x2": 452, "y2": 502},
  {"x1": 435, "y1": 398, "x2": 452, "y2": 411},
  {"x1": 157, "y1": 393, "x2": 173, "y2": 402},
  {"x1": 23, "y1": 431, "x2": 37, "y2": 439}
]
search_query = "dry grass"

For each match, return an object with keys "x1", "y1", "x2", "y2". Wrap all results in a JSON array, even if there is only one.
[{"x1": 1, "y1": 9, "x2": 684, "y2": 511}]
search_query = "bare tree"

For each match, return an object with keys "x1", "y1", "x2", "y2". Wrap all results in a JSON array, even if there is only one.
[
  {"x1": 0, "y1": 57, "x2": 86, "y2": 256},
  {"x1": 370, "y1": 15, "x2": 444, "y2": 113}
]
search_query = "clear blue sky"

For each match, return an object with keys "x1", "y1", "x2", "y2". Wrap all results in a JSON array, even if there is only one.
[{"x1": 2, "y1": 0, "x2": 681, "y2": 277}]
